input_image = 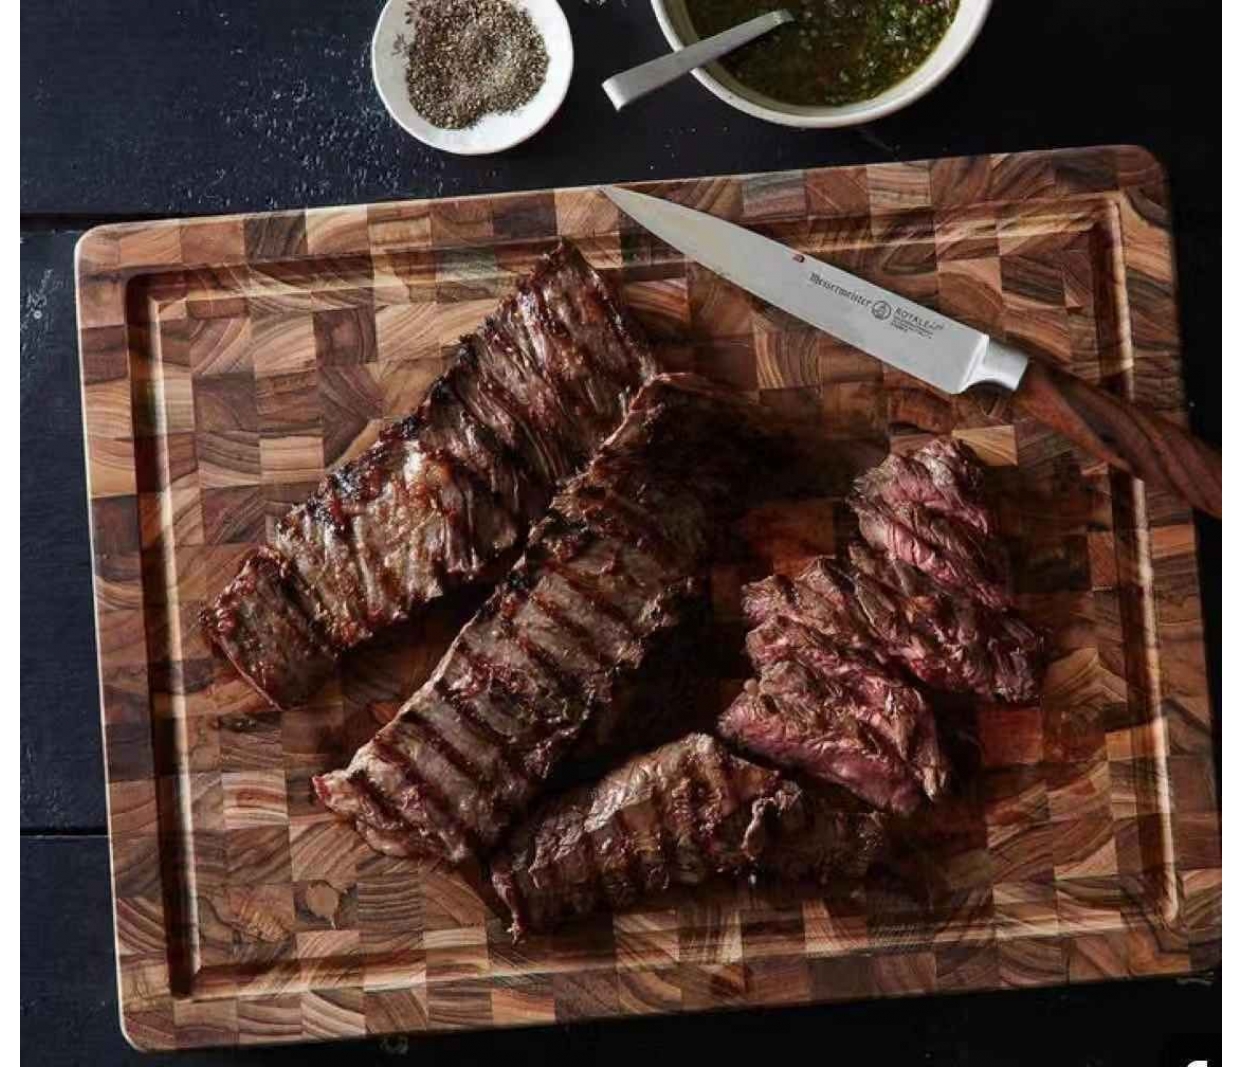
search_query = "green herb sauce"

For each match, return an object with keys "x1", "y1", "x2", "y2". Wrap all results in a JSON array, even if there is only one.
[{"x1": 684, "y1": 0, "x2": 958, "y2": 107}]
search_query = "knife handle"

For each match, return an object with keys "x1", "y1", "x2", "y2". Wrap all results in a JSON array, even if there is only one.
[{"x1": 1010, "y1": 358, "x2": 1221, "y2": 518}]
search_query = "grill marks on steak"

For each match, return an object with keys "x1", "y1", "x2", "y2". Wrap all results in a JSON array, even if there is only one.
[
  {"x1": 490, "y1": 737, "x2": 891, "y2": 938},
  {"x1": 853, "y1": 438, "x2": 991, "y2": 536},
  {"x1": 202, "y1": 241, "x2": 657, "y2": 710},
  {"x1": 848, "y1": 541, "x2": 1043, "y2": 703},
  {"x1": 721, "y1": 646, "x2": 946, "y2": 816},
  {"x1": 201, "y1": 548, "x2": 338, "y2": 707},
  {"x1": 742, "y1": 560, "x2": 882, "y2": 659},
  {"x1": 722, "y1": 558, "x2": 948, "y2": 814},
  {"x1": 744, "y1": 441, "x2": 1043, "y2": 708},
  {"x1": 314, "y1": 374, "x2": 790, "y2": 864},
  {"x1": 852, "y1": 498, "x2": 1010, "y2": 612},
  {"x1": 850, "y1": 439, "x2": 1009, "y2": 611},
  {"x1": 721, "y1": 440, "x2": 1044, "y2": 815},
  {"x1": 847, "y1": 440, "x2": 1043, "y2": 702},
  {"x1": 490, "y1": 734, "x2": 804, "y2": 937}
]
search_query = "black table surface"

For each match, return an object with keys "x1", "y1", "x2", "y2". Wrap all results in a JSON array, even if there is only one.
[{"x1": 20, "y1": 1, "x2": 1221, "y2": 1063}]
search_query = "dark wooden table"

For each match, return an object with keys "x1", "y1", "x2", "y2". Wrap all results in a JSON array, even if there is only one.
[{"x1": 21, "y1": 2, "x2": 1221, "y2": 1063}]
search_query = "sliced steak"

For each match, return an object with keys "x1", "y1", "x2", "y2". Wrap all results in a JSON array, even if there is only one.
[
  {"x1": 490, "y1": 733, "x2": 804, "y2": 937},
  {"x1": 852, "y1": 438, "x2": 991, "y2": 535},
  {"x1": 848, "y1": 440, "x2": 1043, "y2": 702},
  {"x1": 849, "y1": 542, "x2": 1042, "y2": 703},
  {"x1": 720, "y1": 640, "x2": 947, "y2": 815},
  {"x1": 202, "y1": 241, "x2": 658, "y2": 710},
  {"x1": 852, "y1": 497, "x2": 1010, "y2": 611},
  {"x1": 722, "y1": 439, "x2": 1041, "y2": 821},
  {"x1": 315, "y1": 374, "x2": 794, "y2": 863},
  {"x1": 742, "y1": 559, "x2": 885, "y2": 661}
]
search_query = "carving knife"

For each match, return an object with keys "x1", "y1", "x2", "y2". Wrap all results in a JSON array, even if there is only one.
[{"x1": 603, "y1": 185, "x2": 1221, "y2": 518}]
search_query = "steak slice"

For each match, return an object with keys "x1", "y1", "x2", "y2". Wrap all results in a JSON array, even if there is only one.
[
  {"x1": 722, "y1": 439, "x2": 1042, "y2": 819},
  {"x1": 850, "y1": 440, "x2": 1010, "y2": 612},
  {"x1": 723, "y1": 553, "x2": 951, "y2": 815},
  {"x1": 315, "y1": 374, "x2": 793, "y2": 863},
  {"x1": 720, "y1": 638, "x2": 947, "y2": 815},
  {"x1": 852, "y1": 438, "x2": 991, "y2": 535},
  {"x1": 849, "y1": 542, "x2": 1043, "y2": 703},
  {"x1": 489, "y1": 734, "x2": 804, "y2": 937},
  {"x1": 741, "y1": 559, "x2": 886, "y2": 661},
  {"x1": 848, "y1": 440, "x2": 1043, "y2": 702},
  {"x1": 202, "y1": 240, "x2": 658, "y2": 710},
  {"x1": 852, "y1": 497, "x2": 1010, "y2": 611}
]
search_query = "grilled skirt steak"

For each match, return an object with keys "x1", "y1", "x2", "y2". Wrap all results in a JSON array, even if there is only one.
[
  {"x1": 852, "y1": 438, "x2": 992, "y2": 536},
  {"x1": 720, "y1": 643, "x2": 947, "y2": 815},
  {"x1": 315, "y1": 374, "x2": 791, "y2": 864},
  {"x1": 719, "y1": 557, "x2": 949, "y2": 815},
  {"x1": 848, "y1": 440, "x2": 1043, "y2": 702},
  {"x1": 722, "y1": 439, "x2": 1041, "y2": 816},
  {"x1": 850, "y1": 439, "x2": 1009, "y2": 611},
  {"x1": 202, "y1": 241, "x2": 658, "y2": 710},
  {"x1": 490, "y1": 734, "x2": 803, "y2": 937},
  {"x1": 849, "y1": 542, "x2": 1042, "y2": 702},
  {"x1": 756, "y1": 787, "x2": 889, "y2": 886}
]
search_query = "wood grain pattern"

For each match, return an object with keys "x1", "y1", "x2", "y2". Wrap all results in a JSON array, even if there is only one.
[{"x1": 76, "y1": 147, "x2": 1217, "y2": 1050}]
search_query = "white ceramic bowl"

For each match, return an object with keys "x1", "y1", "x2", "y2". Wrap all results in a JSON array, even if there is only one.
[
  {"x1": 651, "y1": 0, "x2": 991, "y2": 128},
  {"x1": 372, "y1": 0, "x2": 574, "y2": 155}
]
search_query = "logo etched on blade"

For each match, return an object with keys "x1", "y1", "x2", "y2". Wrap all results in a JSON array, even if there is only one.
[{"x1": 871, "y1": 300, "x2": 893, "y2": 321}]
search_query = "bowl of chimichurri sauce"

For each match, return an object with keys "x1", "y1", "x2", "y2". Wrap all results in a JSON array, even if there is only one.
[{"x1": 653, "y1": 0, "x2": 990, "y2": 127}]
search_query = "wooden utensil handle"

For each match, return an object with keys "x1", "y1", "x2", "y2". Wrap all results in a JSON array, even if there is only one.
[{"x1": 1011, "y1": 359, "x2": 1221, "y2": 518}]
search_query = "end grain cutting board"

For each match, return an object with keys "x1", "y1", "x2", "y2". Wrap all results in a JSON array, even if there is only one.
[{"x1": 76, "y1": 146, "x2": 1219, "y2": 1051}]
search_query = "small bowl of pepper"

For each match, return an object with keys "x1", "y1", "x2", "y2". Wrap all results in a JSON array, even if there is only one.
[
  {"x1": 652, "y1": 0, "x2": 991, "y2": 128},
  {"x1": 373, "y1": 0, "x2": 574, "y2": 155}
]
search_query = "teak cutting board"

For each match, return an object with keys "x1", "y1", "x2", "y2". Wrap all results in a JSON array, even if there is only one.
[{"x1": 77, "y1": 147, "x2": 1219, "y2": 1051}]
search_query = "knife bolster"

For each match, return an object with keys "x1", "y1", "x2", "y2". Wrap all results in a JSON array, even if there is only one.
[{"x1": 970, "y1": 338, "x2": 1029, "y2": 393}]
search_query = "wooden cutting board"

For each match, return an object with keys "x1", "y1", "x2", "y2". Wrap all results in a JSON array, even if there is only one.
[{"x1": 77, "y1": 146, "x2": 1219, "y2": 1051}]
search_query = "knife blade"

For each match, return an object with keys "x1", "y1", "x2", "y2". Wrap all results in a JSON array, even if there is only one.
[
  {"x1": 603, "y1": 185, "x2": 1221, "y2": 518},
  {"x1": 605, "y1": 185, "x2": 1026, "y2": 395}
]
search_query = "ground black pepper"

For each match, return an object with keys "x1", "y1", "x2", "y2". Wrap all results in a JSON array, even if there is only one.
[{"x1": 403, "y1": 0, "x2": 550, "y2": 129}]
